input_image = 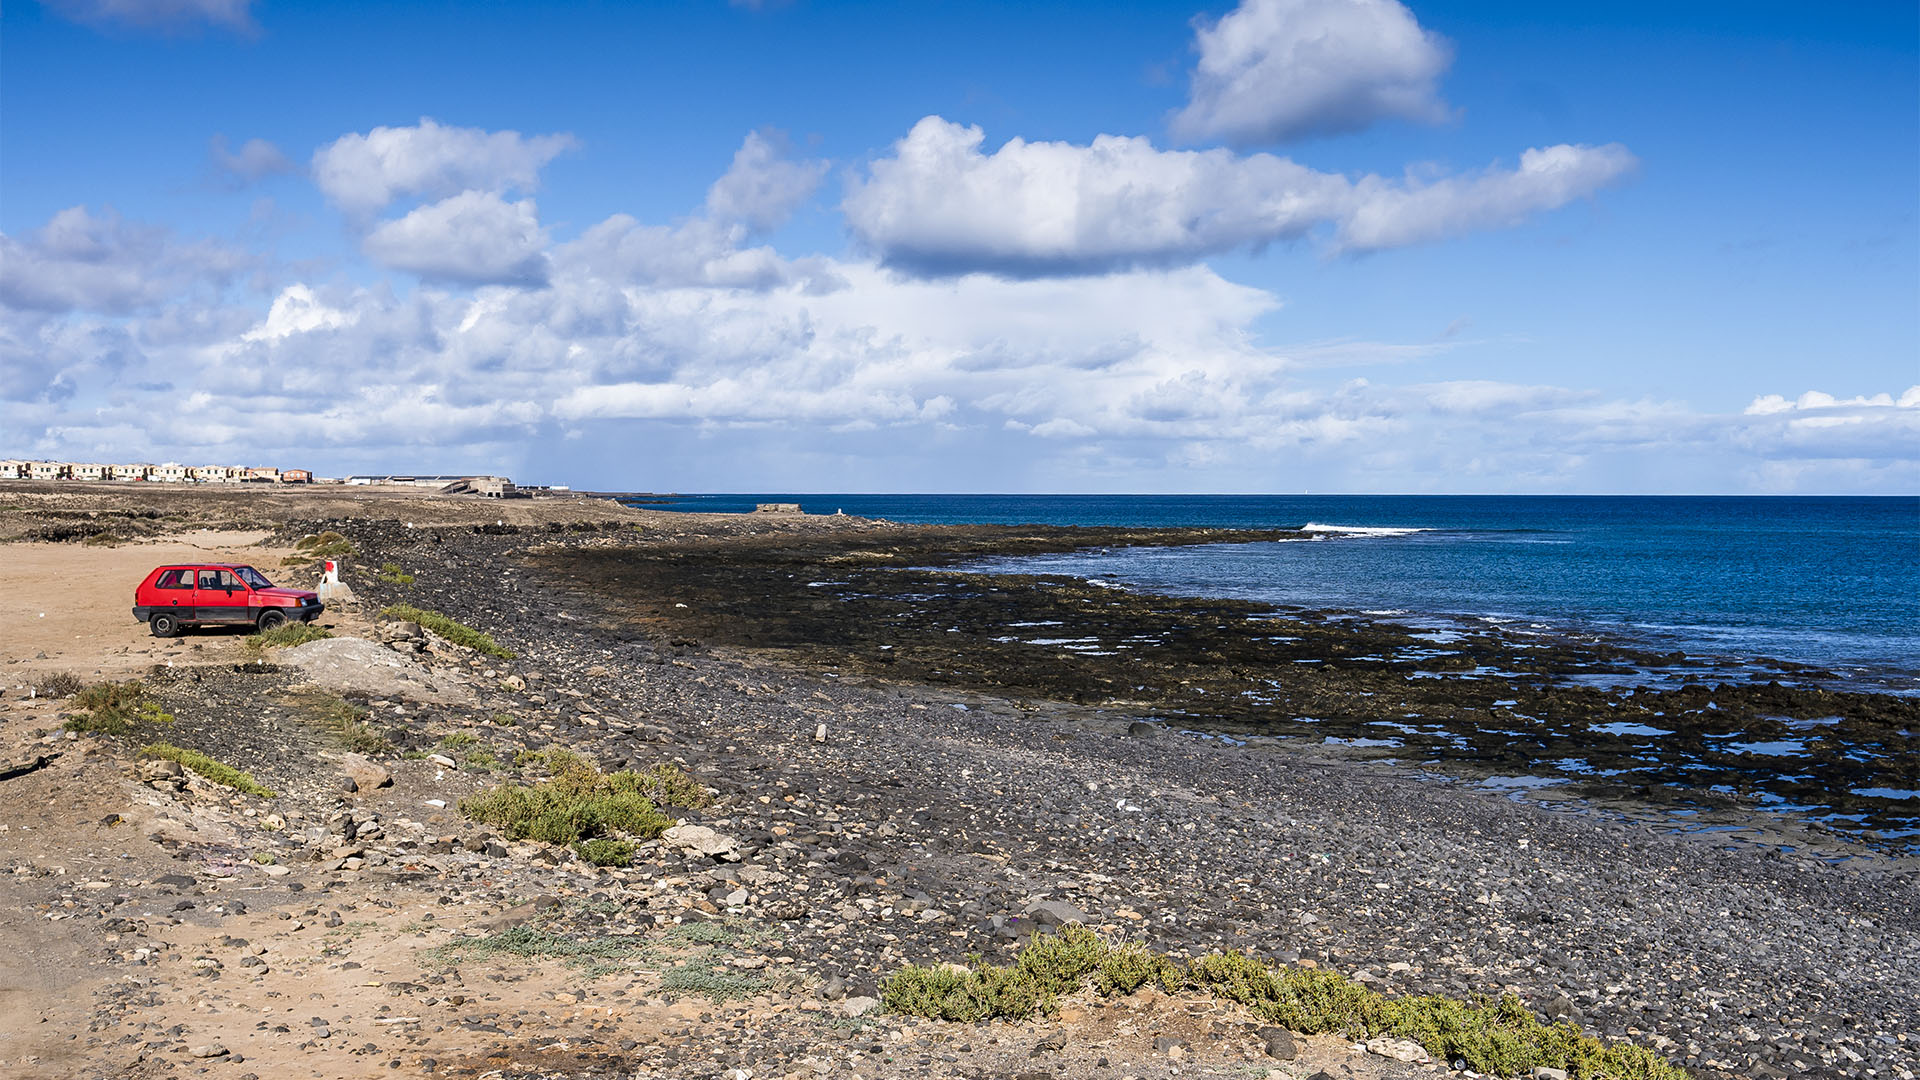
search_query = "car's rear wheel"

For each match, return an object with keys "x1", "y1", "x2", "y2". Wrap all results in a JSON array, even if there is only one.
[
  {"x1": 149, "y1": 612, "x2": 179, "y2": 638},
  {"x1": 256, "y1": 609, "x2": 288, "y2": 631}
]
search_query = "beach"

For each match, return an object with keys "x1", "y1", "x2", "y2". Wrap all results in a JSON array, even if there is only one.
[{"x1": 0, "y1": 484, "x2": 1914, "y2": 1080}]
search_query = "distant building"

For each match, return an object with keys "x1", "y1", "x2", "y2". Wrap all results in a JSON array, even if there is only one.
[
  {"x1": 280, "y1": 469, "x2": 312, "y2": 484},
  {"x1": 0, "y1": 460, "x2": 27, "y2": 480},
  {"x1": 754, "y1": 502, "x2": 803, "y2": 514},
  {"x1": 29, "y1": 462, "x2": 68, "y2": 481},
  {"x1": 112, "y1": 463, "x2": 152, "y2": 481},
  {"x1": 245, "y1": 466, "x2": 281, "y2": 483},
  {"x1": 472, "y1": 476, "x2": 517, "y2": 498},
  {"x1": 70, "y1": 463, "x2": 107, "y2": 481},
  {"x1": 152, "y1": 463, "x2": 191, "y2": 483},
  {"x1": 345, "y1": 474, "x2": 500, "y2": 488}
]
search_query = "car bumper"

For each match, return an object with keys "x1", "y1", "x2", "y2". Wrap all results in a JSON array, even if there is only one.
[
  {"x1": 291, "y1": 600, "x2": 325, "y2": 622},
  {"x1": 132, "y1": 606, "x2": 152, "y2": 622}
]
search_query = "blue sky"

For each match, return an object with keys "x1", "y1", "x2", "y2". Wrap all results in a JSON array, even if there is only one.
[{"x1": 2, "y1": 0, "x2": 1914, "y2": 492}]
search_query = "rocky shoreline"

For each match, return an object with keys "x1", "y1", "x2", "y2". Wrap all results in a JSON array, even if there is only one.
[{"x1": 2, "y1": 504, "x2": 1915, "y2": 1079}]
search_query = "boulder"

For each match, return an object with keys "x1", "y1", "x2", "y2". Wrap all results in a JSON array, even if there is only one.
[
  {"x1": 341, "y1": 754, "x2": 392, "y2": 793},
  {"x1": 282, "y1": 637, "x2": 474, "y2": 705},
  {"x1": 1024, "y1": 898, "x2": 1090, "y2": 927},
  {"x1": 660, "y1": 824, "x2": 744, "y2": 861}
]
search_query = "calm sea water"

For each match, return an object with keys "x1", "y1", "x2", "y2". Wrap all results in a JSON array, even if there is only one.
[{"x1": 628, "y1": 495, "x2": 1920, "y2": 681}]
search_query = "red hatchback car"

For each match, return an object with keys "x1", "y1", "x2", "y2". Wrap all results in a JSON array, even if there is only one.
[{"x1": 133, "y1": 564, "x2": 324, "y2": 637}]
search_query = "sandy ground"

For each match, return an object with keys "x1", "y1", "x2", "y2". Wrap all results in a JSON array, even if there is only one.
[
  {"x1": 0, "y1": 531, "x2": 294, "y2": 684},
  {"x1": 0, "y1": 504, "x2": 1428, "y2": 1080}
]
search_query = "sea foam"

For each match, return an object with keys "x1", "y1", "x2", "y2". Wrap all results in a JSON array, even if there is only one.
[{"x1": 1300, "y1": 522, "x2": 1429, "y2": 537}]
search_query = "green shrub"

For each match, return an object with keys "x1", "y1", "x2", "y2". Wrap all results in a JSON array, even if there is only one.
[
  {"x1": 138, "y1": 743, "x2": 274, "y2": 797},
  {"x1": 460, "y1": 751, "x2": 675, "y2": 847},
  {"x1": 878, "y1": 931, "x2": 1690, "y2": 1080},
  {"x1": 244, "y1": 623, "x2": 332, "y2": 649},
  {"x1": 283, "y1": 531, "x2": 356, "y2": 567},
  {"x1": 64, "y1": 681, "x2": 174, "y2": 736},
  {"x1": 376, "y1": 561, "x2": 415, "y2": 585},
  {"x1": 379, "y1": 603, "x2": 513, "y2": 659},
  {"x1": 605, "y1": 761, "x2": 714, "y2": 809},
  {"x1": 574, "y1": 838, "x2": 637, "y2": 867},
  {"x1": 1014, "y1": 923, "x2": 1107, "y2": 995},
  {"x1": 1093, "y1": 941, "x2": 1184, "y2": 995}
]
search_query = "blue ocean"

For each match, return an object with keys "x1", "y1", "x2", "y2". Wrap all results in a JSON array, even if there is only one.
[{"x1": 627, "y1": 495, "x2": 1920, "y2": 685}]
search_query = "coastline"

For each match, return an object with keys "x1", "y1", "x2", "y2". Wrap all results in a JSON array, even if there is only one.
[{"x1": 1, "y1": 487, "x2": 1914, "y2": 1079}]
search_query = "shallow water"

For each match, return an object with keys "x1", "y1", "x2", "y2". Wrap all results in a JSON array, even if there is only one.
[{"x1": 637, "y1": 494, "x2": 1920, "y2": 680}]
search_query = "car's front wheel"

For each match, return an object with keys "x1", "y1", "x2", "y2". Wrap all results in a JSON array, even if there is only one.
[
  {"x1": 149, "y1": 612, "x2": 179, "y2": 638},
  {"x1": 256, "y1": 609, "x2": 288, "y2": 631}
]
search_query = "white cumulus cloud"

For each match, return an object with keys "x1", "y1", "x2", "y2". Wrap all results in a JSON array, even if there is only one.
[
  {"x1": 705, "y1": 130, "x2": 830, "y2": 232},
  {"x1": 1174, "y1": 0, "x2": 1453, "y2": 146},
  {"x1": 844, "y1": 117, "x2": 1636, "y2": 276},
  {"x1": 0, "y1": 205, "x2": 250, "y2": 315},
  {"x1": 361, "y1": 191, "x2": 551, "y2": 287},
  {"x1": 1337, "y1": 142, "x2": 1638, "y2": 252},
  {"x1": 311, "y1": 118, "x2": 578, "y2": 217}
]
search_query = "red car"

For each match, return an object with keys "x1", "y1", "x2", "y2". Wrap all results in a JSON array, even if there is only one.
[{"x1": 132, "y1": 564, "x2": 324, "y2": 637}]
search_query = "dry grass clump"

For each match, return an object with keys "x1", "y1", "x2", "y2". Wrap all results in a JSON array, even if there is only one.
[
  {"x1": 63, "y1": 680, "x2": 175, "y2": 736},
  {"x1": 292, "y1": 692, "x2": 392, "y2": 755},
  {"x1": 32, "y1": 671, "x2": 85, "y2": 698},
  {"x1": 244, "y1": 623, "x2": 332, "y2": 649},
  {"x1": 881, "y1": 926, "x2": 1689, "y2": 1080}
]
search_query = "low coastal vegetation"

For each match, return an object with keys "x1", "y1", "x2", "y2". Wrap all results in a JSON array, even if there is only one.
[
  {"x1": 291, "y1": 691, "x2": 393, "y2": 755},
  {"x1": 243, "y1": 623, "x2": 332, "y2": 649},
  {"x1": 32, "y1": 671, "x2": 84, "y2": 698},
  {"x1": 379, "y1": 602, "x2": 513, "y2": 659},
  {"x1": 430, "y1": 915, "x2": 766, "y2": 994},
  {"x1": 63, "y1": 680, "x2": 175, "y2": 736},
  {"x1": 882, "y1": 926, "x2": 1688, "y2": 1080},
  {"x1": 459, "y1": 750, "x2": 711, "y2": 866},
  {"x1": 137, "y1": 742, "x2": 274, "y2": 798},
  {"x1": 283, "y1": 530, "x2": 356, "y2": 568},
  {"x1": 375, "y1": 561, "x2": 415, "y2": 585}
]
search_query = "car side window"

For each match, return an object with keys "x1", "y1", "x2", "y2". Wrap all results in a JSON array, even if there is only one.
[
  {"x1": 198, "y1": 569, "x2": 240, "y2": 590},
  {"x1": 156, "y1": 569, "x2": 191, "y2": 589}
]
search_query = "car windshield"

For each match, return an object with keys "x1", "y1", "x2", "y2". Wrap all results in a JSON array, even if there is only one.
[{"x1": 233, "y1": 566, "x2": 272, "y2": 589}]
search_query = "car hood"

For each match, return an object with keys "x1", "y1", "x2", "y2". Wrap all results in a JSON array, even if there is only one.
[{"x1": 255, "y1": 587, "x2": 319, "y2": 603}]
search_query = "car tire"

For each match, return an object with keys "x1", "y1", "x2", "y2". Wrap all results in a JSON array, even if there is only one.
[
  {"x1": 149, "y1": 612, "x2": 179, "y2": 638},
  {"x1": 256, "y1": 609, "x2": 288, "y2": 631}
]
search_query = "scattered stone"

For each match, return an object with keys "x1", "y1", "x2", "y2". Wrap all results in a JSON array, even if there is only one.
[{"x1": 660, "y1": 824, "x2": 743, "y2": 861}]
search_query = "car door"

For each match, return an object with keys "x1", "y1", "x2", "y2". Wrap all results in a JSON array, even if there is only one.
[
  {"x1": 153, "y1": 567, "x2": 195, "y2": 621},
  {"x1": 194, "y1": 568, "x2": 250, "y2": 623}
]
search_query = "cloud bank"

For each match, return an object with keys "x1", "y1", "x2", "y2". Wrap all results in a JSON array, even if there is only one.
[{"x1": 844, "y1": 117, "x2": 1636, "y2": 276}]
